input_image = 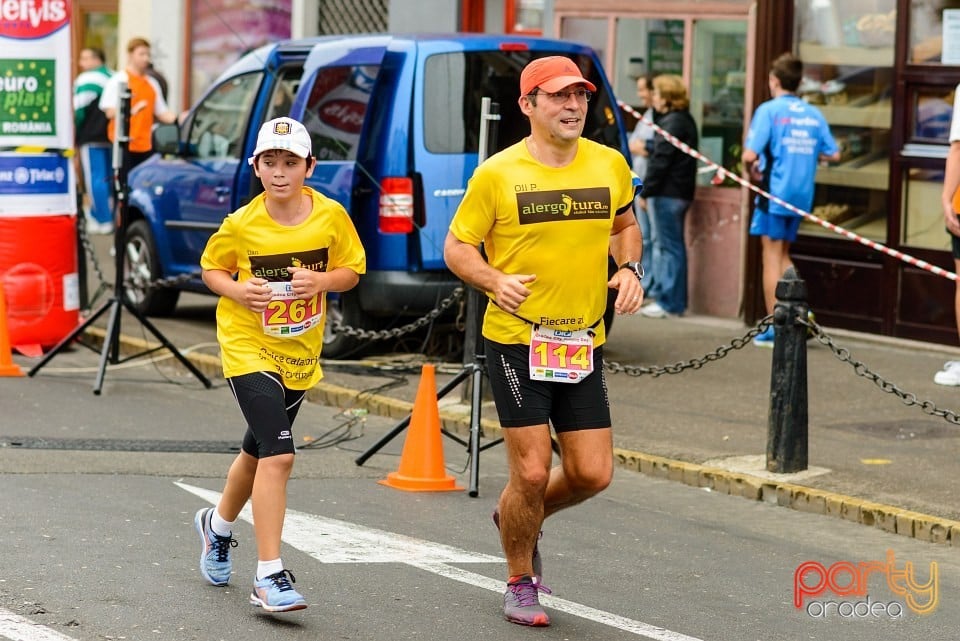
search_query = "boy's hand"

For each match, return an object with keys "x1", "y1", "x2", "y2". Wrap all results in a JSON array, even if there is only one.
[
  {"x1": 242, "y1": 277, "x2": 273, "y2": 313},
  {"x1": 288, "y1": 265, "x2": 321, "y2": 300}
]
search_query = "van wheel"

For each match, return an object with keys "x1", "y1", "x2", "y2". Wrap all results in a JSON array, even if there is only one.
[
  {"x1": 322, "y1": 291, "x2": 366, "y2": 359},
  {"x1": 124, "y1": 220, "x2": 180, "y2": 316}
]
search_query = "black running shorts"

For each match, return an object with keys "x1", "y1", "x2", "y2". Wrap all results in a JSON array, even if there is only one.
[
  {"x1": 227, "y1": 371, "x2": 305, "y2": 458},
  {"x1": 484, "y1": 339, "x2": 611, "y2": 431}
]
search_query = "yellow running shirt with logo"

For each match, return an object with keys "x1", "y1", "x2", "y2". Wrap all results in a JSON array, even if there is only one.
[
  {"x1": 200, "y1": 187, "x2": 366, "y2": 389},
  {"x1": 449, "y1": 138, "x2": 634, "y2": 346}
]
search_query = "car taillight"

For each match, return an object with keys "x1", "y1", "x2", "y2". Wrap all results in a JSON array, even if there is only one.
[{"x1": 379, "y1": 177, "x2": 414, "y2": 234}]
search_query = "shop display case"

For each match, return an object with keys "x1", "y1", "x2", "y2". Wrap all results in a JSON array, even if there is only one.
[{"x1": 794, "y1": 0, "x2": 895, "y2": 241}]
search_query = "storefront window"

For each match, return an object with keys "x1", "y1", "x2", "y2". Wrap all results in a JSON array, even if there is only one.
[
  {"x1": 903, "y1": 168, "x2": 950, "y2": 249},
  {"x1": 692, "y1": 20, "x2": 746, "y2": 186},
  {"x1": 795, "y1": 0, "x2": 894, "y2": 242},
  {"x1": 507, "y1": 0, "x2": 544, "y2": 34},
  {"x1": 910, "y1": 0, "x2": 960, "y2": 63},
  {"x1": 911, "y1": 86, "x2": 956, "y2": 142}
]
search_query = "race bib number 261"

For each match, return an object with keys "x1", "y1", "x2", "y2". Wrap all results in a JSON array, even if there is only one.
[
  {"x1": 261, "y1": 282, "x2": 324, "y2": 337},
  {"x1": 528, "y1": 326, "x2": 594, "y2": 383}
]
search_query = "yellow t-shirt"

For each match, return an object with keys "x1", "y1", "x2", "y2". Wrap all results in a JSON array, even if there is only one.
[
  {"x1": 449, "y1": 138, "x2": 634, "y2": 346},
  {"x1": 200, "y1": 187, "x2": 366, "y2": 389}
]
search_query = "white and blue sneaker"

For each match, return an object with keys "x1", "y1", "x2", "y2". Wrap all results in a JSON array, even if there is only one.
[
  {"x1": 752, "y1": 326, "x2": 775, "y2": 348},
  {"x1": 250, "y1": 570, "x2": 308, "y2": 612},
  {"x1": 194, "y1": 507, "x2": 236, "y2": 586}
]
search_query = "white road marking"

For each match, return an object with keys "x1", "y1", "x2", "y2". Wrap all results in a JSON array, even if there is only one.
[
  {"x1": 177, "y1": 482, "x2": 707, "y2": 641},
  {"x1": 0, "y1": 609, "x2": 78, "y2": 641}
]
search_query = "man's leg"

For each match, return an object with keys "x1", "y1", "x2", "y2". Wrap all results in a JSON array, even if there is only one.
[
  {"x1": 760, "y1": 236, "x2": 790, "y2": 314},
  {"x1": 498, "y1": 424, "x2": 553, "y2": 578},
  {"x1": 543, "y1": 427, "x2": 613, "y2": 518}
]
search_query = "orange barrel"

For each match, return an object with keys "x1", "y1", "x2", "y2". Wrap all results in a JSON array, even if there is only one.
[{"x1": 0, "y1": 215, "x2": 79, "y2": 350}]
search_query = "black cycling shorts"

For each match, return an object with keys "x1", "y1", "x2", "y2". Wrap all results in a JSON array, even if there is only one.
[
  {"x1": 484, "y1": 339, "x2": 610, "y2": 432},
  {"x1": 227, "y1": 371, "x2": 305, "y2": 458}
]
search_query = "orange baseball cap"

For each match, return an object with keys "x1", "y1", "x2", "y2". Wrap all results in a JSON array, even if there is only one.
[{"x1": 520, "y1": 56, "x2": 597, "y2": 96}]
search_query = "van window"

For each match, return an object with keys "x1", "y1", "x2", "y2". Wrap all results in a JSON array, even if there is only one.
[
  {"x1": 265, "y1": 66, "x2": 305, "y2": 122},
  {"x1": 423, "y1": 51, "x2": 621, "y2": 155},
  {"x1": 187, "y1": 72, "x2": 263, "y2": 160},
  {"x1": 301, "y1": 65, "x2": 379, "y2": 161}
]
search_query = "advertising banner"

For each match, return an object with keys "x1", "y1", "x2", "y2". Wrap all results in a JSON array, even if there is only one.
[{"x1": 0, "y1": 0, "x2": 76, "y2": 216}]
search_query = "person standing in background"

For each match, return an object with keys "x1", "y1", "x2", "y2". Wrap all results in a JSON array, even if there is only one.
[
  {"x1": 73, "y1": 47, "x2": 114, "y2": 234},
  {"x1": 742, "y1": 53, "x2": 839, "y2": 347},
  {"x1": 934, "y1": 83, "x2": 960, "y2": 385},
  {"x1": 628, "y1": 73, "x2": 656, "y2": 293},
  {"x1": 640, "y1": 74, "x2": 698, "y2": 319},
  {"x1": 99, "y1": 37, "x2": 177, "y2": 171}
]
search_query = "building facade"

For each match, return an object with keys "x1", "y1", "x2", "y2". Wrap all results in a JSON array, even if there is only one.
[{"x1": 82, "y1": 0, "x2": 960, "y2": 346}]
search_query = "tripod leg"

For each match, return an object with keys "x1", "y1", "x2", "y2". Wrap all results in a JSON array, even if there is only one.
[
  {"x1": 93, "y1": 299, "x2": 123, "y2": 395},
  {"x1": 355, "y1": 365, "x2": 473, "y2": 466},
  {"x1": 28, "y1": 298, "x2": 115, "y2": 377},
  {"x1": 120, "y1": 298, "x2": 212, "y2": 388},
  {"x1": 468, "y1": 362, "x2": 483, "y2": 497}
]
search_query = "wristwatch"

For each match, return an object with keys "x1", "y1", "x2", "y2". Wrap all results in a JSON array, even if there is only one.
[{"x1": 619, "y1": 260, "x2": 644, "y2": 282}]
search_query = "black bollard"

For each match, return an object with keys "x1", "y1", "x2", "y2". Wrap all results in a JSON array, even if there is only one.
[{"x1": 765, "y1": 266, "x2": 809, "y2": 473}]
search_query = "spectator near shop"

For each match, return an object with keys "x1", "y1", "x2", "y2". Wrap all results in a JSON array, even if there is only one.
[
  {"x1": 73, "y1": 47, "x2": 114, "y2": 234},
  {"x1": 742, "y1": 52, "x2": 839, "y2": 347},
  {"x1": 935, "y1": 83, "x2": 960, "y2": 386},
  {"x1": 99, "y1": 37, "x2": 177, "y2": 170}
]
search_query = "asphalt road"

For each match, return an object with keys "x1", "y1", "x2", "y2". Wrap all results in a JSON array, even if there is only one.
[{"x1": 2, "y1": 354, "x2": 958, "y2": 641}]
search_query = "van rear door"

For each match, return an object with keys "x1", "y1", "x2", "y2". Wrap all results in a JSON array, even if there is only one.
[
  {"x1": 410, "y1": 42, "x2": 629, "y2": 273},
  {"x1": 291, "y1": 38, "x2": 389, "y2": 214}
]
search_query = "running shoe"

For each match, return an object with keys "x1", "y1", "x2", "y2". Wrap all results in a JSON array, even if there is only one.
[
  {"x1": 250, "y1": 569, "x2": 308, "y2": 612},
  {"x1": 752, "y1": 325, "x2": 774, "y2": 348},
  {"x1": 503, "y1": 575, "x2": 551, "y2": 626},
  {"x1": 934, "y1": 361, "x2": 960, "y2": 386},
  {"x1": 492, "y1": 509, "x2": 542, "y2": 579},
  {"x1": 194, "y1": 507, "x2": 236, "y2": 586}
]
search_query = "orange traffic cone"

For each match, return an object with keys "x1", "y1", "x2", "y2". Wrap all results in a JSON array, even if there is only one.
[
  {"x1": 0, "y1": 284, "x2": 24, "y2": 377},
  {"x1": 379, "y1": 363, "x2": 463, "y2": 492}
]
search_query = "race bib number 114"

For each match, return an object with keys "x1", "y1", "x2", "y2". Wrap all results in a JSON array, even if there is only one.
[{"x1": 528, "y1": 326, "x2": 594, "y2": 383}]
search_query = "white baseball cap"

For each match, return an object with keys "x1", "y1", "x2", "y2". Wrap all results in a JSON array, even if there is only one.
[{"x1": 247, "y1": 117, "x2": 312, "y2": 165}]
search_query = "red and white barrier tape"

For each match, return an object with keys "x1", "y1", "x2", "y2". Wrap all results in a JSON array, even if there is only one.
[{"x1": 618, "y1": 99, "x2": 957, "y2": 282}]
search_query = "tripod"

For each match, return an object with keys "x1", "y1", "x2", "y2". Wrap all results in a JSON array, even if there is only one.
[
  {"x1": 29, "y1": 82, "x2": 211, "y2": 395},
  {"x1": 355, "y1": 98, "x2": 504, "y2": 496},
  {"x1": 355, "y1": 286, "x2": 501, "y2": 497}
]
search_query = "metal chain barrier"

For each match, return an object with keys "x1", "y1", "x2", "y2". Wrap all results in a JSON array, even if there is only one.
[
  {"x1": 329, "y1": 287, "x2": 464, "y2": 342},
  {"x1": 800, "y1": 316, "x2": 960, "y2": 425},
  {"x1": 604, "y1": 315, "x2": 773, "y2": 377},
  {"x1": 605, "y1": 312, "x2": 960, "y2": 426}
]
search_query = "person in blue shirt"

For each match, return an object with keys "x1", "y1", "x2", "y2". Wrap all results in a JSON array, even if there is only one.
[{"x1": 742, "y1": 52, "x2": 839, "y2": 346}]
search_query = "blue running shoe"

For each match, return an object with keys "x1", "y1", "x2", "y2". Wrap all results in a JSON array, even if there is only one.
[
  {"x1": 492, "y1": 509, "x2": 543, "y2": 579},
  {"x1": 752, "y1": 326, "x2": 774, "y2": 348},
  {"x1": 194, "y1": 508, "x2": 236, "y2": 586},
  {"x1": 250, "y1": 569, "x2": 308, "y2": 612}
]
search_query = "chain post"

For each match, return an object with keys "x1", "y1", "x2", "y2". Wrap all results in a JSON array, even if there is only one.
[{"x1": 766, "y1": 266, "x2": 809, "y2": 474}]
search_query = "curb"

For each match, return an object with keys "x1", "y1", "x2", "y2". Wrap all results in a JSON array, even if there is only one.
[{"x1": 90, "y1": 328, "x2": 960, "y2": 547}]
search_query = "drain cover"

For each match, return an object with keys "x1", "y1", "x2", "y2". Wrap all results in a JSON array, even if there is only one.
[{"x1": 0, "y1": 436, "x2": 241, "y2": 453}]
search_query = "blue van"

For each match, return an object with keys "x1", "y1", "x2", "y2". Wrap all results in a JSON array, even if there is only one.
[{"x1": 125, "y1": 34, "x2": 630, "y2": 357}]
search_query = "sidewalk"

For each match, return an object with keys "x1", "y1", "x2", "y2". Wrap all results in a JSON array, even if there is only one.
[{"x1": 48, "y1": 233, "x2": 960, "y2": 545}]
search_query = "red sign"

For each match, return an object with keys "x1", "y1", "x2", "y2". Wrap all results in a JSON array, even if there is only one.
[
  {"x1": 0, "y1": 0, "x2": 70, "y2": 39},
  {"x1": 318, "y1": 99, "x2": 366, "y2": 134}
]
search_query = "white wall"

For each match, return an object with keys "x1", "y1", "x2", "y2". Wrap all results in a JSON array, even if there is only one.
[
  {"x1": 388, "y1": 0, "x2": 458, "y2": 32},
  {"x1": 117, "y1": 0, "x2": 186, "y2": 111}
]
